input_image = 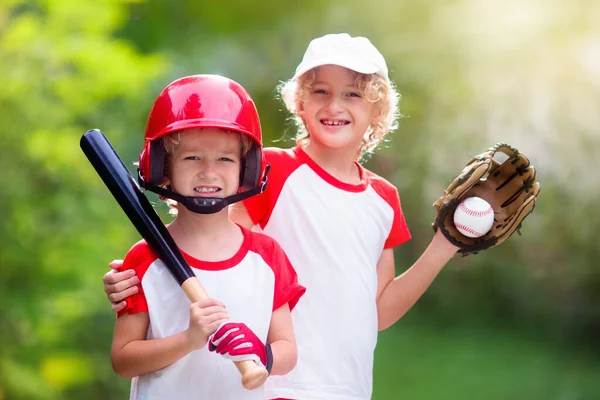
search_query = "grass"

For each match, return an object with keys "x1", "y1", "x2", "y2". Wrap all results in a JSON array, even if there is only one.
[{"x1": 373, "y1": 321, "x2": 600, "y2": 400}]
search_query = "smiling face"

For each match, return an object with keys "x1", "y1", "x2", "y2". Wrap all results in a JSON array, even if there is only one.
[
  {"x1": 298, "y1": 65, "x2": 376, "y2": 155},
  {"x1": 165, "y1": 128, "x2": 242, "y2": 199}
]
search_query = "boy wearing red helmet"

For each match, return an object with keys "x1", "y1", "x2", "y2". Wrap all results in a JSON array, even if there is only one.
[{"x1": 110, "y1": 74, "x2": 305, "y2": 400}]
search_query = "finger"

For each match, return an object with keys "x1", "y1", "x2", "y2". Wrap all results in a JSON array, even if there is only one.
[
  {"x1": 200, "y1": 311, "x2": 230, "y2": 323},
  {"x1": 211, "y1": 323, "x2": 241, "y2": 345},
  {"x1": 107, "y1": 285, "x2": 139, "y2": 303},
  {"x1": 102, "y1": 269, "x2": 117, "y2": 284},
  {"x1": 109, "y1": 259, "x2": 124, "y2": 271},
  {"x1": 190, "y1": 302, "x2": 227, "y2": 315},
  {"x1": 216, "y1": 335, "x2": 249, "y2": 355},
  {"x1": 207, "y1": 317, "x2": 232, "y2": 338},
  {"x1": 110, "y1": 275, "x2": 141, "y2": 294},
  {"x1": 196, "y1": 313, "x2": 230, "y2": 328},
  {"x1": 189, "y1": 303, "x2": 226, "y2": 313},
  {"x1": 189, "y1": 303, "x2": 227, "y2": 316},
  {"x1": 102, "y1": 269, "x2": 140, "y2": 293},
  {"x1": 111, "y1": 301, "x2": 127, "y2": 313},
  {"x1": 103, "y1": 269, "x2": 137, "y2": 285},
  {"x1": 195, "y1": 298, "x2": 226, "y2": 308},
  {"x1": 204, "y1": 305, "x2": 228, "y2": 316}
]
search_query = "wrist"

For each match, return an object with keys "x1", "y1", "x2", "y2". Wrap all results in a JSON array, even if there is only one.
[
  {"x1": 184, "y1": 329, "x2": 206, "y2": 352},
  {"x1": 183, "y1": 329, "x2": 195, "y2": 353},
  {"x1": 433, "y1": 229, "x2": 460, "y2": 255}
]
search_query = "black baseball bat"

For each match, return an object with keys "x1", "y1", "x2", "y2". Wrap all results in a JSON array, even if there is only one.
[{"x1": 80, "y1": 128, "x2": 268, "y2": 390}]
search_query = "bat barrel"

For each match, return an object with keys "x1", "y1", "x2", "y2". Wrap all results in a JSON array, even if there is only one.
[{"x1": 80, "y1": 129, "x2": 193, "y2": 285}]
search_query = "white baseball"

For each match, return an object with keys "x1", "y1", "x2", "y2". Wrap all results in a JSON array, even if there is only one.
[{"x1": 453, "y1": 197, "x2": 494, "y2": 238}]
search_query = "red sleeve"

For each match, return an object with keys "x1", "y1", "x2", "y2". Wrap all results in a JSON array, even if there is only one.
[
  {"x1": 116, "y1": 241, "x2": 157, "y2": 318},
  {"x1": 384, "y1": 189, "x2": 411, "y2": 248},
  {"x1": 249, "y1": 231, "x2": 306, "y2": 311},
  {"x1": 243, "y1": 147, "x2": 302, "y2": 229},
  {"x1": 271, "y1": 242, "x2": 306, "y2": 312},
  {"x1": 369, "y1": 175, "x2": 412, "y2": 249}
]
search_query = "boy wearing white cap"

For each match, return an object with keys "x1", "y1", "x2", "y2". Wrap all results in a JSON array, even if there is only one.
[{"x1": 104, "y1": 33, "x2": 459, "y2": 399}]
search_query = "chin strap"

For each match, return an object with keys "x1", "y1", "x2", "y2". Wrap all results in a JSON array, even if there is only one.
[{"x1": 138, "y1": 165, "x2": 270, "y2": 214}]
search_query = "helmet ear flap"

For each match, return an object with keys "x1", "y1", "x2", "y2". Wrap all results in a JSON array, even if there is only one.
[
  {"x1": 240, "y1": 142, "x2": 262, "y2": 190},
  {"x1": 149, "y1": 140, "x2": 166, "y2": 185}
]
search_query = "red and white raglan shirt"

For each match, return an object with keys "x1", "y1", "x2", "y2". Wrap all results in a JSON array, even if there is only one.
[
  {"x1": 243, "y1": 147, "x2": 411, "y2": 400},
  {"x1": 117, "y1": 226, "x2": 305, "y2": 400}
]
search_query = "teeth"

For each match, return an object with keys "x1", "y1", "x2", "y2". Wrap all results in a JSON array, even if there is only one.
[
  {"x1": 195, "y1": 187, "x2": 218, "y2": 193},
  {"x1": 322, "y1": 119, "x2": 346, "y2": 126}
]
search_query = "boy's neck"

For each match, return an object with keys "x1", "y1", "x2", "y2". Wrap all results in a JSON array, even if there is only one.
[
  {"x1": 167, "y1": 208, "x2": 244, "y2": 262},
  {"x1": 303, "y1": 143, "x2": 361, "y2": 184}
]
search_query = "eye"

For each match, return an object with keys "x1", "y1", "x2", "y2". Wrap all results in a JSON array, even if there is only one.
[
  {"x1": 313, "y1": 88, "x2": 328, "y2": 95},
  {"x1": 219, "y1": 157, "x2": 235, "y2": 162},
  {"x1": 184, "y1": 155, "x2": 200, "y2": 161},
  {"x1": 347, "y1": 91, "x2": 362, "y2": 98}
]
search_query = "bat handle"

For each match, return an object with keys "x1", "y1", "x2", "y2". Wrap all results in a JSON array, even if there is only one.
[
  {"x1": 181, "y1": 276, "x2": 210, "y2": 300},
  {"x1": 181, "y1": 278, "x2": 269, "y2": 390},
  {"x1": 236, "y1": 360, "x2": 269, "y2": 390}
]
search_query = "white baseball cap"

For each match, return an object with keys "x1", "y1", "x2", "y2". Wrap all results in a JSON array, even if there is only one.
[{"x1": 291, "y1": 33, "x2": 389, "y2": 82}]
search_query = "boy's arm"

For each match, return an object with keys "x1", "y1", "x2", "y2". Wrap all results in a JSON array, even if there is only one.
[
  {"x1": 375, "y1": 230, "x2": 458, "y2": 330},
  {"x1": 266, "y1": 303, "x2": 297, "y2": 376},
  {"x1": 111, "y1": 312, "x2": 193, "y2": 378},
  {"x1": 112, "y1": 298, "x2": 228, "y2": 378}
]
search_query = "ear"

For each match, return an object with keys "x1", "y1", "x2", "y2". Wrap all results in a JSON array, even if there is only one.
[{"x1": 296, "y1": 98, "x2": 305, "y2": 114}]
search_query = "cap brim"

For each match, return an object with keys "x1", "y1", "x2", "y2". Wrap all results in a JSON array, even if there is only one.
[{"x1": 292, "y1": 57, "x2": 381, "y2": 81}]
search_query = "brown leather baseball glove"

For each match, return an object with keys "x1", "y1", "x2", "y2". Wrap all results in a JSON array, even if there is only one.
[{"x1": 433, "y1": 143, "x2": 540, "y2": 256}]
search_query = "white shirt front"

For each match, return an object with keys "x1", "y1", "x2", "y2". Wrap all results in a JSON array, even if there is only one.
[
  {"x1": 244, "y1": 147, "x2": 411, "y2": 399},
  {"x1": 119, "y1": 227, "x2": 305, "y2": 400}
]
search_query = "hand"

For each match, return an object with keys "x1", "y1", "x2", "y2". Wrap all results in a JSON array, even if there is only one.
[
  {"x1": 432, "y1": 143, "x2": 540, "y2": 256},
  {"x1": 186, "y1": 298, "x2": 229, "y2": 351},
  {"x1": 209, "y1": 322, "x2": 272, "y2": 372},
  {"x1": 103, "y1": 259, "x2": 140, "y2": 313}
]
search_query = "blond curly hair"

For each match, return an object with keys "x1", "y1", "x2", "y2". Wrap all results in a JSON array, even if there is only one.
[{"x1": 279, "y1": 67, "x2": 401, "y2": 160}]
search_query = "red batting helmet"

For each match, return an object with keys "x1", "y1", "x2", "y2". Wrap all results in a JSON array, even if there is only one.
[{"x1": 138, "y1": 74, "x2": 264, "y2": 192}]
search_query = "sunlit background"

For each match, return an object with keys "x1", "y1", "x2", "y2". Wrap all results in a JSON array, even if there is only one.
[{"x1": 1, "y1": 0, "x2": 599, "y2": 399}]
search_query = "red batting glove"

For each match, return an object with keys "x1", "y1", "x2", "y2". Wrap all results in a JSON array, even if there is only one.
[{"x1": 208, "y1": 322, "x2": 273, "y2": 374}]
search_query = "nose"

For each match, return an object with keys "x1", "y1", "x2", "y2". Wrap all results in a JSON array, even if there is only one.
[
  {"x1": 198, "y1": 159, "x2": 217, "y2": 178},
  {"x1": 324, "y1": 94, "x2": 343, "y2": 113}
]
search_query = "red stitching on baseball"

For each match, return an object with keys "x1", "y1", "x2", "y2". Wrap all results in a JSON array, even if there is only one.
[
  {"x1": 455, "y1": 223, "x2": 484, "y2": 237},
  {"x1": 459, "y1": 201, "x2": 493, "y2": 218}
]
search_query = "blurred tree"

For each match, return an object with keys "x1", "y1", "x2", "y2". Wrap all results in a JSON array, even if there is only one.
[{"x1": 0, "y1": 0, "x2": 165, "y2": 398}]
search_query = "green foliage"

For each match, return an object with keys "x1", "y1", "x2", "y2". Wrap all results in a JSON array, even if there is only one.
[{"x1": 0, "y1": 0, "x2": 165, "y2": 398}]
